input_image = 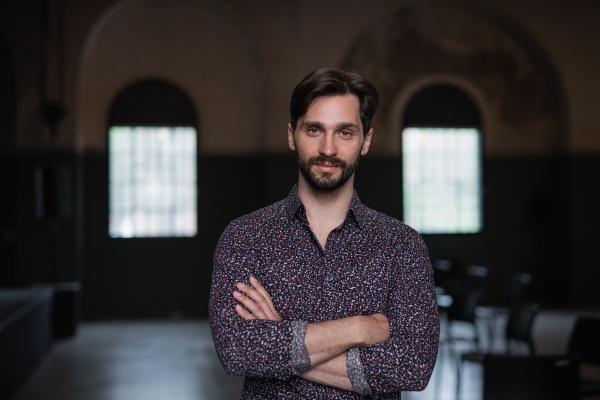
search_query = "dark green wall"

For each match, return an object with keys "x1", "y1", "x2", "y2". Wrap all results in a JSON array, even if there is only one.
[
  {"x1": 568, "y1": 156, "x2": 600, "y2": 306},
  {"x1": 7, "y1": 152, "x2": 600, "y2": 319},
  {"x1": 13, "y1": 153, "x2": 78, "y2": 286},
  {"x1": 81, "y1": 154, "x2": 267, "y2": 319}
]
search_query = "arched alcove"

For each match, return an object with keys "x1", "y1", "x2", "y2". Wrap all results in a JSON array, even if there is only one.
[
  {"x1": 342, "y1": 1, "x2": 567, "y2": 156},
  {"x1": 110, "y1": 80, "x2": 196, "y2": 126},
  {"x1": 343, "y1": 1, "x2": 570, "y2": 306},
  {"x1": 78, "y1": 0, "x2": 267, "y2": 154},
  {"x1": 401, "y1": 84, "x2": 483, "y2": 234},
  {"x1": 108, "y1": 80, "x2": 198, "y2": 239},
  {"x1": 404, "y1": 84, "x2": 481, "y2": 126}
]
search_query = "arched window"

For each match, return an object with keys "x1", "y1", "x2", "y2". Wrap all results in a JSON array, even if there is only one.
[
  {"x1": 402, "y1": 85, "x2": 482, "y2": 234},
  {"x1": 108, "y1": 80, "x2": 197, "y2": 238}
]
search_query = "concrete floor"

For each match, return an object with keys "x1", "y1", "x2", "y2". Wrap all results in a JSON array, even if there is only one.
[
  {"x1": 7, "y1": 318, "x2": 519, "y2": 400},
  {"x1": 11, "y1": 321, "x2": 245, "y2": 400}
]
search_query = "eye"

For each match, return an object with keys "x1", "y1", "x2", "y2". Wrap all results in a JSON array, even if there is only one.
[
  {"x1": 340, "y1": 130, "x2": 352, "y2": 138},
  {"x1": 308, "y1": 128, "x2": 320, "y2": 135}
]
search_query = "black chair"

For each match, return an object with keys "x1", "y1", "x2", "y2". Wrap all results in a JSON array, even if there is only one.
[
  {"x1": 445, "y1": 288, "x2": 485, "y2": 353},
  {"x1": 464, "y1": 265, "x2": 489, "y2": 290},
  {"x1": 504, "y1": 272, "x2": 532, "y2": 308},
  {"x1": 568, "y1": 316, "x2": 600, "y2": 397},
  {"x1": 475, "y1": 272, "x2": 533, "y2": 353},
  {"x1": 457, "y1": 302, "x2": 540, "y2": 399},
  {"x1": 437, "y1": 288, "x2": 483, "y2": 400},
  {"x1": 434, "y1": 259, "x2": 455, "y2": 309},
  {"x1": 432, "y1": 259, "x2": 454, "y2": 291},
  {"x1": 505, "y1": 301, "x2": 539, "y2": 355}
]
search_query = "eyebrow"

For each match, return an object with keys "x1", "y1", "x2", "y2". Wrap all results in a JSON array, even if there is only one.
[{"x1": 300, "y1": 120, "x2": 360, "y2": 132}]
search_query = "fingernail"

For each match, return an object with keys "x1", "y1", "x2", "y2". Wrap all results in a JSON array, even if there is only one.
[
  {"x1": 238, "y1": 283, "x2": 245, "y2": 288},
  {"x1": 233, "y1": 291, "x2": 241, "y2": 297},
  {"x1": 250, "y1": 276, "x2": 256, "y2": 281}
]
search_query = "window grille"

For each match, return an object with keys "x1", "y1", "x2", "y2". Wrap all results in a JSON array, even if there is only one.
[
  {"x1": 402, "y1": 127, "x2": 482, "y2": 234},
  {"x1": 109, "y1": 126, "x2": 197, "y2": 238}
]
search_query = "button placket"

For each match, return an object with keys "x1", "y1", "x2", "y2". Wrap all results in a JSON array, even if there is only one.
[
  {"x1": 325, "y1": 228, "x2": 342, "y2": 284},
  {"x1": 324, "y1": 246, "x2": 334, "y2": 284}
]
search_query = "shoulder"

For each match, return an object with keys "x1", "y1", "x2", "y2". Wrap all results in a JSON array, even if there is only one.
[
  {"x1": 358, "y1": 204, "x2": 421, "y2": 244},
  {"x1": 218, "y1": 199, "x2": 288, "y2": 244},
  {"x1": 359, "y1": 206, "x2": 431, "y2": 274}
]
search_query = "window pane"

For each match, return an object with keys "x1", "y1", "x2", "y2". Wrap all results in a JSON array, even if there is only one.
[
  {"x1": 109, "y1": 126, "x2": 197, "y2": 238},
  {"x1": 402, "y1": 127, "x2": 482, "y2": 234}
]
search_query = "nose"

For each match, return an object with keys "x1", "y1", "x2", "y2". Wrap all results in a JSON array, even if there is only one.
[{"x1": 319, "y1": 132, "x2": 337, "y2": 157}]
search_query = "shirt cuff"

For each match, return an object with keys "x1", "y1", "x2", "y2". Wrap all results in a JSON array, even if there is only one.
[
  {"x1": 290, "y1": 320, "x2": 311, "y2": 375},
  {"x1": 346, "y1": 347, "x2": 372, "y2": 396}
]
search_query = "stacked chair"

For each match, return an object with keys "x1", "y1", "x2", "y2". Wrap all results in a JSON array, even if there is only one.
[
  {"x1": 437, "y1": 264, "x2": 600, "y2": 400},
  {"x1": 432, "y1": 263, "x2": 592, "y2": 399},
  {"x1": 456, "y1": 301, "x2": 582, "y2": 400},
  {"x1": 434, "y1": 261, "x2": 487, "y2": 399}
]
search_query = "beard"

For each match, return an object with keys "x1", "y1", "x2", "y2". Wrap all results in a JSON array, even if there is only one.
[{"x1": 295, "y1": 146, "x2": 361, "y2": 191}]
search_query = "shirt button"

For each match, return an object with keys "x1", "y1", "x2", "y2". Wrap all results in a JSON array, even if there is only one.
[{"x1": 326, "y1": 274, "x2": 333, "y2": 282}]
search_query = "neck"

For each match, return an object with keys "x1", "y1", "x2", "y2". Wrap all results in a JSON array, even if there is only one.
[{"x1": 297, "y1": 173, "x2": 355, "y2": 232}]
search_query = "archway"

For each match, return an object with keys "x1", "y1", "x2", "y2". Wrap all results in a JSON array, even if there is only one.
[
  {"x1": 343, "y1": 1, "x2": 569, "y2": 306},
  {"x1": 78, "y1": 0, "x2": 267, "y2": 154},
  {"x1": 402, "y1": 85, "x2": 483, "y2": 234},
  {"x1": 342, "y1": 1, "x2": 567, "y2": 157},
  {"x1": 77, "y1": 0, "x2": 267, "y2": 318}
]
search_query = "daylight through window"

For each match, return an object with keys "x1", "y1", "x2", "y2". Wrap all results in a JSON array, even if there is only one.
[
  {"x1": 109, "y1": 126, "x2": 197, "y2": 238},
  {"x1": 402, "y1": 127, "x2": 482, "y2": 234}
]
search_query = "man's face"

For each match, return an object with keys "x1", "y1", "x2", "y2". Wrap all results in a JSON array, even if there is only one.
[{"x1": 288, "y1": 95, "x2": 373, "y2": 191}]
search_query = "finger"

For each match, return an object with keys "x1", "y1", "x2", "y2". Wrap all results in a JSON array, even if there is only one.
[
  {"x1": 233, "y1": 290, "x2": 268, "y2": 319},
  {"x1": 236, "y1": 283, "x2": 272, "y2": 313},
  {"x1": 248, "y1": 277, "x2": 280, "y2": 320},
  {"x1": 239, "y1": 282, "x2": 279, "y2": 320},
  {"x1": 235, "y1": 304, "x2": 256, "y2": 320},
  {"x1": 250, "y1": 277, "x2": 276, "y2": 308},
  {"x1": 250, "y1": 278, "x2": 281, "y2": 321}
]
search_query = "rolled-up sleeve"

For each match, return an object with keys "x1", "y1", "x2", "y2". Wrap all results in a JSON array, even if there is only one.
[
  {"x1": 356, "y1": 231, "x2": 440, "y2": 394},
  {"x1": 209, "y1": 222, "x2": 310, "y2": 380}
]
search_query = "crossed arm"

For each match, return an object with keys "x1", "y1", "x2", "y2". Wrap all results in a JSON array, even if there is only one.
[
  {"x1": 233, "y1": 276, "x2": 390, "y2": 391},
  {"x1": 210, "y1": 226, "x2": 439, "y2": 394}
]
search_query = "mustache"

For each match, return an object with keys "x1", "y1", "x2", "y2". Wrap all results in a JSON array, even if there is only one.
[{"x1": 308, "y1": 155, "x2": 347, "y2": 169}]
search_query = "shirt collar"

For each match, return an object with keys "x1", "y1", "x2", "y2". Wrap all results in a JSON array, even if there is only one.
[{"x1": 284, "y1": 184, "x2": 365, "y2": 230}]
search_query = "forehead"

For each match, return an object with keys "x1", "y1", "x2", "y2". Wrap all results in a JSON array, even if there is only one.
[{"x1": 303, "y1": 95, "x2": 361, "y2": 123}]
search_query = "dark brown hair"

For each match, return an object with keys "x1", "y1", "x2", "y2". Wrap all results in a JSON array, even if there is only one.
[{"x1": 289, "y1": 68, "x2": 379, "y2": 135}]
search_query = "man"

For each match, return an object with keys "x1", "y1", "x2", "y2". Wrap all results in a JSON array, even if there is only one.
[{"x1": 209, "y1": 68, "x2": 439, "y2": 399}]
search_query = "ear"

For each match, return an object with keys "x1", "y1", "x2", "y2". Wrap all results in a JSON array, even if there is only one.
[
  {"x1": 361, "y1": 128, "x2": 373, "y2": 155},
  {"x1": 287, "y1": 123, "x2": 296, "y2": 151}
]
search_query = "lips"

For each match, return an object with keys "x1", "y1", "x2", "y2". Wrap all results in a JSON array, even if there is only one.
[
  {"x1": 315, "y1": 164, "x2": 339, "y2": 172},
  {"x1": 308, "y1": 156, "x2": 346, "y2": 170}
]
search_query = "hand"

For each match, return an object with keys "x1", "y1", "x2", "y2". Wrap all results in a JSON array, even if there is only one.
[
  {"x1": 233, "y1": 276, "x2": 281, "y2": 321},
  {"x1": 355, "y1": 313, "x2": 390, "y2": 346}
]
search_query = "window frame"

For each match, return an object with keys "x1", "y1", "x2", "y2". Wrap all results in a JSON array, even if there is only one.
[
  {"x1": 401, "y1": 122, "x2": 485, "y2": 236},
  {"x1": 107, "y1": 122, "x2": 199, "y2": 239}
]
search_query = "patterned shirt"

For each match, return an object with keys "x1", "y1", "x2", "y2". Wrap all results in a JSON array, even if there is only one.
[{"x1": 209, "y1": 185, "x2": 439, "y2": 399}]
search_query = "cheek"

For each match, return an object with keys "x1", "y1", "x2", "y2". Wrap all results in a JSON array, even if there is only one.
[
  {"x1": 295, "y1": 138, "x2": 319, "y2": 155},
  {"x1": 340, "y1": 142, "x2": 363, "y2": 160}
]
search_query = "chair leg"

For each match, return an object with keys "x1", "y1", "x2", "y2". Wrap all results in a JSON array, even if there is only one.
[
  {"x1": 455, "y1": 354, "x2": 463, "y2": 400},
  {"x1": 434, "y1": 339, "x2": 450, "y2": 400},
  {"x1": 486, "y1": 316, "x2": 495, "y2": 353},
  {"x1": 474, "y1": 323, "x2": 481, "y2": 354}
]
